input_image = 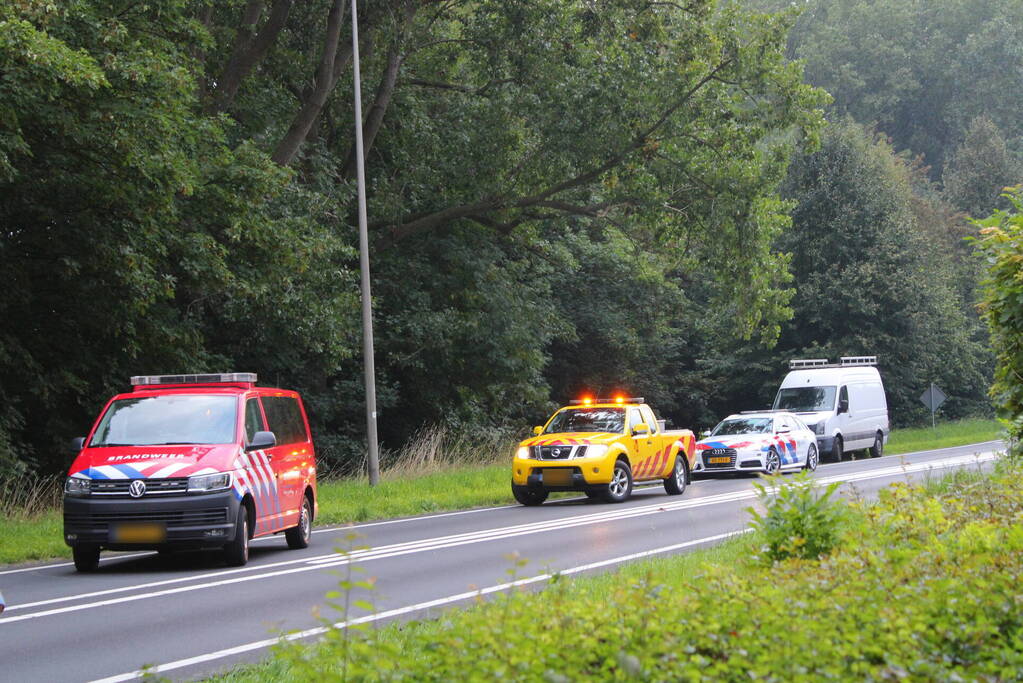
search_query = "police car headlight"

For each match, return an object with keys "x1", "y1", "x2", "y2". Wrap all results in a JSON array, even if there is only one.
[
  {"x1": 582, "y1": 445, "x2": 609, "y2": 459},
  {"x1": 64, "y1": 476, "x2": 91, "y2": 497},
  {"x1": 188, "y1": 472, "x2": 232, "y2": 493},
  {"x1": 516, "y1": 446, "x2": 532, "y2": 460}
]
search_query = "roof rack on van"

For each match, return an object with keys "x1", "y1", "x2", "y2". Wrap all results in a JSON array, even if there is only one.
[
  {"x1": 131, "y1": 373, "x2": 257, "y2": 387},
  {"x1": 788, "y1": 359, "x2": 829, "y2": 369},
  {"x1": 789, "y1": 356, "x2": 877, "y2": 370}
]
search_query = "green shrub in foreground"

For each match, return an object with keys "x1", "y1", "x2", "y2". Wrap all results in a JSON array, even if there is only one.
[
  {"x1": 256, "y1": 458, "x2": 1023, "y2": 681},
  {"x1": 748, "y1": 470, "x2": 847, "y2": 563}
]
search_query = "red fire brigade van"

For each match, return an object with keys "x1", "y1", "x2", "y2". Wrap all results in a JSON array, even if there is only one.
[{"x1": 63, "y1": 373, "x2": 317, "y2": 571}]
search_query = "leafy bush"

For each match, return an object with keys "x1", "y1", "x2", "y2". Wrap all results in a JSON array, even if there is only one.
[
  {"x1": 973, "y1": 187, "x2": 1023, "y2": 451},
  {"x1": 747, "y1": 469, "x2": 847, "y2": 563},
  {"x1": 237, "y1": 457, "x2": 1023, "y2": 682}
]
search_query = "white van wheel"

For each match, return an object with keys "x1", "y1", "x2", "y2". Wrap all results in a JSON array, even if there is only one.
[
  {"x1": 869, "y1": 432, "x2": 884, "y2": 458},
  {"x1": 831, "y1": 436, "x2": 843, "y2": 463}
]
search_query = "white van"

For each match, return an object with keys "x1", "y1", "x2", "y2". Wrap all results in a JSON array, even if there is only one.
[{"x1": 771, "y1": 357, "x2": 889, "y2": 462}]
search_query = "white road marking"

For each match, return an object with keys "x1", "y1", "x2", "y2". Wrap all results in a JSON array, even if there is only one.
[
  {"x1": 90, "y1": 529, "x2": 754, "y2": 683},
  {"x1": 1, "y1": 450, "x2": 996, "y2": 624}
]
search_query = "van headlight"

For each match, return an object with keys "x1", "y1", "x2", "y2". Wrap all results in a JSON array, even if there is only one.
[
  {"x1": 583, "y1": 445, "x2": 609, "y2": 459},
  {"x1": 188, "y1": 472, "x2": 232, "y2": 493},
  {"x1": 809, "y1": 423, "x2": 824, "y2": 435},
  {"x1": 64, "y1": 476, "x2": 91, "y2": 497}
]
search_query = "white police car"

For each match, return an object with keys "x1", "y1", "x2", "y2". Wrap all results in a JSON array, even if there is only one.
[{"x1": 694, "y1": 412, "x2": 818, "y2": 475}]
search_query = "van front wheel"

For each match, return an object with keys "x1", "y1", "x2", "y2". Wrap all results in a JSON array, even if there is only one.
[
  {"x1": 831, "y1": 436, "x2": 844, "y2": 463},
  {"x1": 73, "y1": 545, "x2": 100, "y2": 572}
]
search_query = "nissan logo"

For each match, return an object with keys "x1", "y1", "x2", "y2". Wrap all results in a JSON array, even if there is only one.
[{"x1": 129, "y1": 480, "x2": 146, "y2": 498}]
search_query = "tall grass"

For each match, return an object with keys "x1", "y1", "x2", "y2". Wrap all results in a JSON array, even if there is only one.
[
  {"x1": 0, "y1": 474, "x2": 62, "y2": 519},
  {"x1": 348, "y1": 424, "x2": 518, "y2": 480}
]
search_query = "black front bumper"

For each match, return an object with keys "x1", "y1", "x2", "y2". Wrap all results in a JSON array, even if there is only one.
[{"x1": 63, "y1": 490, "x2": 241, "y2": 550}]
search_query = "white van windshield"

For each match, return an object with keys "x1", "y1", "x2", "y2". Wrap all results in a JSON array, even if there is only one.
[{"x1": 773, "y1": 386, "x2": 837, "y2": 412}]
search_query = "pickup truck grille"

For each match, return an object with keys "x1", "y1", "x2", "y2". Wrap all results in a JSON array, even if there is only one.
[
  {"x1": 537, "y1": 445, "x2": 581, "y2": 460},
  {"x1": 91, "y1": 478, "x2": 189, "y2": 496},
  {"x1": 702, "y1": 449, "x2": 737, "y2": 468},
  {"x1": 64, "y1": 508, "x2": 228, "y2": 528}
]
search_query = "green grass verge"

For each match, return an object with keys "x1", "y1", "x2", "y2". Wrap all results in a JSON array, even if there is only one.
[
  {"x1": 0, "y1": 420, "x2": 1003, "y2": 567},
  {"x1": 215, "y1": 456, "x2": 1023, "y2": 682},
  {"x1": 884, "y1": 417, "x2": 1002, "y2": 455},
  {"x1": 0, "y1": 511, "x2": 65, "y2": 565}
]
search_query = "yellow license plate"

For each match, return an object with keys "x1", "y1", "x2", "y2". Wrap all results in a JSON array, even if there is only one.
[
  {"x1": 111, "y1": 523, "x2": 166, "y2": 543},
  {"x1": 543, "y1": 469, "x2": 572, "y2": 486},
  {"x1": 708, "y1": 456, "x2": 731, "y2": 464}
]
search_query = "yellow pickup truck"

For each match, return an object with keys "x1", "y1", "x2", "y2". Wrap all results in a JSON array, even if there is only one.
[{"x1": 512, "y1": 397, "x2": 696, "y2": 505}]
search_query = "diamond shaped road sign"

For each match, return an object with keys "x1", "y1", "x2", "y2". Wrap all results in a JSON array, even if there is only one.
[{"x1": 920, "y1": 383, "x2": 947, "y2": 412}]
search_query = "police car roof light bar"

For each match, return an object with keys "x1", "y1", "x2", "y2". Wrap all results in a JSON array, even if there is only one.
[{"x1": 131, "y1": 373, "x2": 258, "y2": 386}]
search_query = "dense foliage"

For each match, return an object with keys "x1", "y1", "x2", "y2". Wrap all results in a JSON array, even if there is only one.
[
  {"x1": 973, "y1": 189, "x2": 1023, "y2": 447},
  {"x1": 0, "y1": 0, "x2": 1008, "y2": 477},
  {"x1": 250, "y1": 458, "x2": 1023, "y2": 680}
]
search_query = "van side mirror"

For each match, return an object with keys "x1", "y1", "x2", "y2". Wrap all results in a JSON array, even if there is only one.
[
  {"x1": 70, "y1": 436, "x2": 85, "y2": 453},
  {"x1": 247, "y1": 431, "x2": 277, "y2": 451},
  {"x1": 532, "y1": 426, "x2": 543, "y2": 436},
  {"x1": 632, "y1": 423, "x2": 649, "y2": 435},
  {"x1": 838, "y1": 399, "x2": 849, "y2": 414}
]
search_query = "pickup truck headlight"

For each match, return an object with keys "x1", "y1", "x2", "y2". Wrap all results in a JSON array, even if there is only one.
[
  {"x1": 64, "y1": 476, "x2": 91, "y2": 497},
  {"x1": 516, "y1": 446, "x2": 532, "y2": 460},
  {"x1": 582, "y1": 445, "x2": 609, "y2": 459},
  {"x1": 188, "y1": 472, "x2": 232, "y2": 493}
]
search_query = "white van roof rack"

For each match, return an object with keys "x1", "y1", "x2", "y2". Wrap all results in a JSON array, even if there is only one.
[
  {"x1": 789, "y1": 359, "x2": 829, "y2": 369},
  {"x1": 789, "y1": 356, "x2": 877, "y2": 370}
]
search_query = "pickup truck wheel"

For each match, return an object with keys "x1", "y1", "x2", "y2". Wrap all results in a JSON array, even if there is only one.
[
  {"x1": 663, "y1": 455, "x2": 687, "y2": 495},
  {"x1": 602, "y1": 460, "x2": 633, "y2": 503},
  {"x1": 223, "y1": 509, "x2": 249, "y2": 567},
  {"x1": 804, "y1": 444, "x2": 819, "y2": 472},
  {"x1": 72, "y1": 545, "x2": 100, "y2": 572},
  {"x1": 285, "y1": 496, "x2": 312, "y2": 549},
  {"x1": 831, "y1": 436, "x2": 844, "y2": 463},
  {"x1": 764, "y1": 448, "x2": 781, "y2": 475},
  {"x1": 869, "y1": 432, "x2": 884, "y2": 458},
  {"x1": 512, "y1": 484, "x2": 548, "y2": 506}
]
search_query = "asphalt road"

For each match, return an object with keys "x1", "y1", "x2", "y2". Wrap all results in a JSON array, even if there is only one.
[{"x1": 0, "y1": 441, "x2": 1001, "y2": 682}]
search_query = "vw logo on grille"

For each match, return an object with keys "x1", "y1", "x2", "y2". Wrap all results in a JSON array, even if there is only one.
[{"x1": 128, "y1": 480, "x2": 146, "y2": 498}]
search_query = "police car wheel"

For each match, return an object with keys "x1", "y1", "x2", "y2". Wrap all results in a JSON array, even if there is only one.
[
  {"x1": 804, "y1": 444, "x2": 819, "y2": 472},
  {"x1": 764, "y1": 448, "x2": 781, "y2": 475},
  {"x1": 663, "y1": 455, "x2": 686, "y2": 495},
  {"x1": 512, "y1": 483, "x2": 548, "y2": 506},
  {"x1": 73, "y1": 545, "x2": 100, "y2": 572},
  {"x1": 224, "y1": 510, "x2": 249, "y2": 567},
  {"x1": 286, "y1": 497, "x2": 312, "y2": 549},
  {"x1": 602, "y1": 460, "x2": 633, "y2": 503}
]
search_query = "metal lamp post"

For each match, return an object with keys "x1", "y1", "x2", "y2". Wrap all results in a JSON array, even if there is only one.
[{"x1": 351, "y1": 0, "x2": 380, "y2": 485}]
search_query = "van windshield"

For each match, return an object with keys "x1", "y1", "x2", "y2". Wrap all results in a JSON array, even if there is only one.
[
  {"x1": 773, "y1": 386, "x2": 836, "y2": 412},
  {"x1": 90, "y1": 395, "x2": 238, "y2": 446}
]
